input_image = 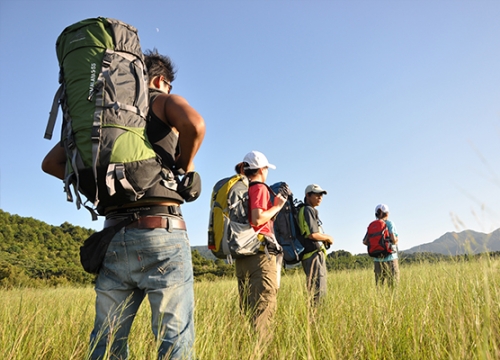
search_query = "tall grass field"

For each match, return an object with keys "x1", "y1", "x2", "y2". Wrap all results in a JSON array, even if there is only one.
[{"x1": 1, "y1": 258, "x2": 499, "y2": 359}]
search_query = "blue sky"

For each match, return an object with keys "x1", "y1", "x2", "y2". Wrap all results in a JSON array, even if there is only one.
[{"x1": 1, "y1": 0, "x2": 499, "y2": 255}]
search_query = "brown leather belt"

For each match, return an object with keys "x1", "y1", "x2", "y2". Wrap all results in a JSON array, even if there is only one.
[{"x1": 104, "y1": 216, "x2": 187, "y2": 231}]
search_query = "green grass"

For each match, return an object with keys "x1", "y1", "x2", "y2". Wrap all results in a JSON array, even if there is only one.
[{"x1": 1, "y1": 258, "x2": 499, "y2": 359}]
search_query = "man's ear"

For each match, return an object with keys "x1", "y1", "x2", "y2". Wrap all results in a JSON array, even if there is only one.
[{"x1": 151, "y1": 76, "x2": 161, "y2": 89}]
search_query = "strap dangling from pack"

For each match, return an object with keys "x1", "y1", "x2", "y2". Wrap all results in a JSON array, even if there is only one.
[
  {"x1": 91, "y1": 125, "x2": 100, "y2": 206},
  {"x1": 44, "y1": 83, "x2": 65, "y2": 140},
  {"x1": 160, "y1": 168, "x2": 178, "y2": 191},
  {"x1": 64, "y1": 174, "x2": 74, "y2": 203},
  {"x1": 83, "y1": 200, "x2": 99, "y2": 221},
  {"x1": 106, "y1": 163, "x2": 139, "y2": 201},
  {"x1": 264, "y1": 244, "x2": 271, "y2": 260},
  {"x1": 115, "y1": 163, "x2": 138, "y2": 200},
  {"x1": 106, "y1": 164, "x2": 117, "y2": 196}
]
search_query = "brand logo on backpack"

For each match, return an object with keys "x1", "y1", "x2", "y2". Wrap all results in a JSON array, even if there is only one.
[
  {"x1": 69, "y1": 29, "x2": 85, "y2": 44},
  {"x1": 89, "y1": 63, "x2": 97, "y2": 98}
]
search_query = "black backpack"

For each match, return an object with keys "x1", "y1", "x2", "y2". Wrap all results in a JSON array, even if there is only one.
[{"x1": 270, "y1": 182, "x2": 306, "y2": 265}]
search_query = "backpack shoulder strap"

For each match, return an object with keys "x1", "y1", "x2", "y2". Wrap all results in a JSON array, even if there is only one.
[
  {"x1": 248, "y1": 181, "x2": 274, "y2": 194},
  {"x1": 248, "y1": 180, "x2": 263, "y2": 187},
  {"x1": 297, "y1": 205, "x2": 309, "y2": 236}
]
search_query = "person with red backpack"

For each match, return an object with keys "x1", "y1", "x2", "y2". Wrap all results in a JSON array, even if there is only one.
[{"x1": 363, "y1": 204, "x2": 400, "y2": 286}]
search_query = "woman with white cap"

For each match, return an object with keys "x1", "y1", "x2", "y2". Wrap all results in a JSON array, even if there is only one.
[
  {"x1": 363, "y1": 204, "x2": 400, "y2": 286},
  {"x1": 234, "y1": 150, "x2": 286, "y2": 341}
]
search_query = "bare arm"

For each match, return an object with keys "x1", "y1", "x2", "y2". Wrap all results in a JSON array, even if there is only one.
[
  {"x1": 308, "y1": 232, "x2": 333, "y2": 245},
  {"x1": 42, "y1": 143, "x2": 66, "y2": 180},
  {"x1": 152, "y1": 94, "x2": 205, "y2": 172},
  {"x1": 250, "y1": 194, "x2": 286, "y2": 227},
  {"x1": 390, "y1": 233, "x2": 398, "y2": 245}
]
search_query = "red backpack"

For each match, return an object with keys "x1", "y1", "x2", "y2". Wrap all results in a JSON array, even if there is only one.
[{"x1": 364, "y1": 220, "x2": 392, "y2": 258}]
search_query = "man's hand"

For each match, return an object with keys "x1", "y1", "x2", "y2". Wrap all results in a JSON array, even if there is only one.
[{"x1": 277, "y1": 183, "x2": 292, "y2": 198}]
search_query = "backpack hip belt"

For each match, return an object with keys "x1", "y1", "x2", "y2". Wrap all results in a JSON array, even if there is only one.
[{"x1": 105, "y1": 204, "x2": 182, "y2": 218}]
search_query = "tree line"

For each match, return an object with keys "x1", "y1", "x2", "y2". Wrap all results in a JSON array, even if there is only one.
[{"x1": 1, "y1": 209, "x2": 498, "y2": 287}]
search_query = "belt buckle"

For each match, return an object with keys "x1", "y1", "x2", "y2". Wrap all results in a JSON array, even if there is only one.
[{"x1": 165, "y1": 216, "x2": 186, "y2": 231}]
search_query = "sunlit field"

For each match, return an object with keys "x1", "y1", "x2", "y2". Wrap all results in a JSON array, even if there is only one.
[{"x1": 1, "y1": 258, "x2": 499, "y2": 359}]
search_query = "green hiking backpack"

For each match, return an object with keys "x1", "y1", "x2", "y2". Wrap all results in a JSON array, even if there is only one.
[{"x1": 44, "y1": 17, "x2": 163, "y2": 218}]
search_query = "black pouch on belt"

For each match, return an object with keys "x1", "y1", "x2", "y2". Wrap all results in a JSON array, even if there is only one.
[
  {"x1": 79, "y1": 216, "x2": 136, "y2": 274},
  {"x1": 177, "y1": 171, "x2": 202, "y2": 202}
]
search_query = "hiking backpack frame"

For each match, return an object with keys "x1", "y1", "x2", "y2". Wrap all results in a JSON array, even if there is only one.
[{"x1": 44, "y1": 17, "x2": 163, "y2": 219}]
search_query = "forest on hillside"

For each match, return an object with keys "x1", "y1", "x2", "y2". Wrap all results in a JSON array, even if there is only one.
[{"x1": 1, "y1": 209, "x2": 498, "y2": 288}]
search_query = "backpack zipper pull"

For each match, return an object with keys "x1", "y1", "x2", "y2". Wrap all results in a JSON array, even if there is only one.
[{"x1": 87, "y1": 82, "x2": 103, "y2": 101}]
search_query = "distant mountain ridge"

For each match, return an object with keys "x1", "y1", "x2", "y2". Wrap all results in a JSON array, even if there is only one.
[
  {"x1": 403, "y1": 228, "x2": 500, "y2": 255},
  {"x1": 193, "y1": 229, "x2": 500, "y2": 259}
]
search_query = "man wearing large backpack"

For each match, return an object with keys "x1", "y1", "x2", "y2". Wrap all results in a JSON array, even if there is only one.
[
  {"x1": 298, "y1": 184, "x2": 334, "y2": 305},
  {"x1": 42, "y1": 49, "x2": 205, "y2": 360}
]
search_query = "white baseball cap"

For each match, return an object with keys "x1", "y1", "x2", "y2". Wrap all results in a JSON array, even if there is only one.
[
  {"x1": 305, "y1": 184, "x2": 327, "y2": 195},
  {"x1": 375, "y1": 204, "x2": 390, "y2": 213},
  {"x1": 243, "y1": 151, "x2": 276, "y2": 170}
]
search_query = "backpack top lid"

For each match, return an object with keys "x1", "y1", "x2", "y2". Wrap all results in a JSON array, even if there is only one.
[
  {"x1": 211, "y1": 174, "x2": 248, "y2": 206},
  {"x1": 56, "y1": 17, "x2": 144, "y2": 67},
  {"x1": 368, "y1": 219, "x2": 386, "y2": 233}
]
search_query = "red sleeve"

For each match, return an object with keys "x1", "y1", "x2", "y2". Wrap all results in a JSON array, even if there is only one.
[{"x1": 248, "y1": 183, "x2": 271, "y2": 212}]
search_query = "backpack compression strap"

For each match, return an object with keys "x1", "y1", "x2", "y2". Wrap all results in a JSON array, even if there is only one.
[
  {"x1": 106, "y1": 163, "x2": 138, "y2": 199},
  {"x1": 44, "y1": 84, "x2": 65, "y2": 140},
  {"x1": 93, "y1": 50, "x2": 147, "y2": 206},
  {"x1": 100, "y1": 50, "x2": 147, "y2": 118}
]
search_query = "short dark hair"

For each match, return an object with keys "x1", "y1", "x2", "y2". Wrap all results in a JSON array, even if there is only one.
[
  {"x1": 144, "y1": 48, "x2": 177, "y2": 83},
  {"x1": 304, "y1": 192, "x2": 314, "y2": 204}
]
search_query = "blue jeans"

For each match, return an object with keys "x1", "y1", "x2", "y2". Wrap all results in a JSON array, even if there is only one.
[{"x1": 90, "y1": 225, "x2": 195, "y2": 360}]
